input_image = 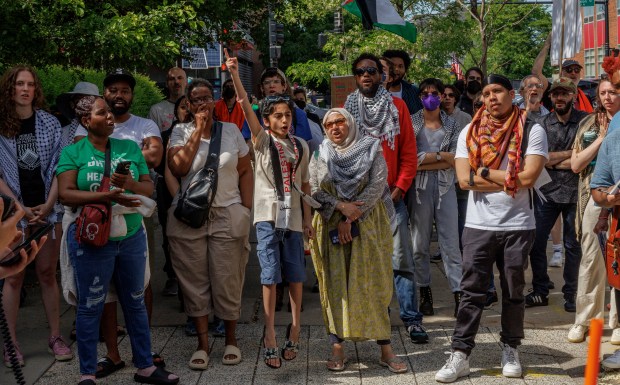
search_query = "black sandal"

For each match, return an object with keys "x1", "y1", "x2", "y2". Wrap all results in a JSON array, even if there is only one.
[
  {"x1": 95, "y1": 357, "x2": 125, "y2": 379},
  {"x1": 133, "y1": 366, "x2": 179, "y2": 385},
  {"x1": 281, "y1": 323, "x2": 300, "y2": 361}
]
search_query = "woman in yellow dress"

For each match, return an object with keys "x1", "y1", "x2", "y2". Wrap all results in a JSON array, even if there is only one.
[{"x1": 309, "y1": 108, "x2": 406, "y2": 373}]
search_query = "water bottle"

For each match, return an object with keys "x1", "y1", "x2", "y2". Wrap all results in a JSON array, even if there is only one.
[{"x1": 582, "y1": 130, "x2": 598, "y2": 167}]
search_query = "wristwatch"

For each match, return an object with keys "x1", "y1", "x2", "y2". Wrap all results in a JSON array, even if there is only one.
[
  {"x1": 435, "y1": 152, "x2": 442, "y2": 161},
  {"x1": 480, "y1": 167, "x2": 490, "y2": 178}
]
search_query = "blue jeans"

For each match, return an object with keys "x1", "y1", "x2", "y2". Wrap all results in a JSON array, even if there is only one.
[
  {"x1": 392, "y1": 199, "x2": 423, "y2": 326},
  {"x1": 68, "y1": 223, "x2": 152, "y2": 375},
  {"x1": 529, "y1": 198, "x2": 581, "y2": 299},
  {"x1": 255, "y1": 222, "x2": 306, "y2": 285}
]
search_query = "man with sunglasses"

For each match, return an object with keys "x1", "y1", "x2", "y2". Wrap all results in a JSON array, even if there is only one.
[
  {"x1": 344, "y1": 53, "x2": 425, "y2": 345},
  {"x1": 532, "y1": 35, "x2": 593, "y2": 113},
  {"x1": 382, "y1": 49, "x2": 423, "y2": 114},
  {"x1": 457, "y1": 67, "x2": 485, "y2": 116},
  {"x1": 525, "y1": 78, "x2": 587, "y2": 313}
]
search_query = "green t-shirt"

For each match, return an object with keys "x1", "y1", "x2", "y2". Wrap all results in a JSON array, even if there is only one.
[{"x1": 57, "y1": 137, "x2": 150, "y2": 240}]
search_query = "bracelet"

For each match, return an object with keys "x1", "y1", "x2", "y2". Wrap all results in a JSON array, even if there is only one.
[{"x1": 468, "y1": 169, "x2": 475, "y2": 186}]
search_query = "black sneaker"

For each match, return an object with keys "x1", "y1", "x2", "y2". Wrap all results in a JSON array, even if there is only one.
[
  {"x1": 408, "y1": 324, "x2": 429, "y2": 344},
  {"x1": 547, "y1": 280, "x2": 555, "y2": 290},
  {"x1": 564, "y1": 296, "x2": 576, "y2": 313},
  {"x1": 419, "y1": 286, "x2": 434, "y2": 316},
  {"x1": 525, "y1": 290, "x2": 548, "y2": 307},
  {"x1": 312, "y1": 279, "x2": 320, "y2": 293},
  {"x1": 431, "y1": 248, "x2": 442, "y2": 263},
  {"x1": 162, "y1": 278, "x2": 178, "y2": 297},
  {"x1": 484, "y1": 290, "x2": 498, "y2": 309}
]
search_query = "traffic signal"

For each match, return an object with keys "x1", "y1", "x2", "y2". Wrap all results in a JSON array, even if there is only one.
[{"x1": 269, "y1": 21, "x2": 284, "y2": 45}]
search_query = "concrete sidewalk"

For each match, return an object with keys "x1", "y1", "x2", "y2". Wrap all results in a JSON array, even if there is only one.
[{"x1": 3, "y1": 223, "x2": 620, "y2": 384}]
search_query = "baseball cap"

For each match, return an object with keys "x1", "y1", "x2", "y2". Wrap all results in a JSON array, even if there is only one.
[
  {"x1": 104, "y1": 68, "x2": 136, "y2": 90},
  {"x1": 549, "y1": 77, "x2": 577, "y2": 93},
  {"x1": 561, "y1": 59, "x2": 583, "y2": 69},
  {"x1": 55, "y1": 82, "x2": 100, "y2": 120}
]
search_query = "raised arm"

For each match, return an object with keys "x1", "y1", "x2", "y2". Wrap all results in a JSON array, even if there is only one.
[
  {"x1": 224, "y1": 49, "x2": 264, "y2": 138},
  {"x1": 532, "y1": 32, "x2": 552, "y2": 91}
]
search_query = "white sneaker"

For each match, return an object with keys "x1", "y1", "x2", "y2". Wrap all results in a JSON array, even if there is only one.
[
  {"x1": 435, "y1": 351, "x2": 470, "y2": 383},
  {"x1": 501, "y1": 344, "x2": 522, "y2": 378},
  {"x1": 548, "y1": 251, "x2": 563, "y2": 267},
  {"x1": 611, "y1": 329, "x2": 620, "y2": 345},
  {"x1": 567, "y1": 324, "x2": 588, "y2": 343},
  {"x1": 603, "y1": 350, "x2": 620, "y2": 368}
]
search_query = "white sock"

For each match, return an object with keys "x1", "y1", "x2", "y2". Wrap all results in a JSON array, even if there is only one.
[{"x1": 553, "y1": 244, "x2": 562, "y2": 253}]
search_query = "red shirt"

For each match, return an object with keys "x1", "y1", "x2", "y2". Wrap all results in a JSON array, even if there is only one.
[
  {"x1": 214, "y1": 99, "x2": 246, "y2": 130},
  {"x1": 382, "y1": 97, "x2": 417, "y2": 193}
]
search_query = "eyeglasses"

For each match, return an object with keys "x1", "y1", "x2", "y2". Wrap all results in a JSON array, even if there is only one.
[
  {"x1": 324, "y1": 118, "x2": 347, "y2": 130},
  {"x1": 443, "y1": 93, "x2": 455, "y2": 98},
  {"x1": 525, "y1": 83, "x2": 544, "y2": 89},
  {"x1": 262, "y1": 79, "x2": 283, "y2": 86},
  {"x1": 564, "y1": 67, "x2": 581, "y2": 74},
  {"x1": 190, "y1": 96, "x2": 214, "y2": 105},
  {"x1": 354, "y1": 66, "x2": 379, "y2": 76},
  {"x1": 421, "y1": 91, "x2": 440, "y2": 98}
]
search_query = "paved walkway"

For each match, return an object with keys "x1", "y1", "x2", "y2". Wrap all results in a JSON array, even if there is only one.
[{"x1": 3, "y1": 224, "x2": 620, "y2": 384}]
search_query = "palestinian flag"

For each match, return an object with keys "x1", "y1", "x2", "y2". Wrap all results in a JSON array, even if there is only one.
[{"x1": 342, "y1": 0, "x2": 417, "y2": 43}]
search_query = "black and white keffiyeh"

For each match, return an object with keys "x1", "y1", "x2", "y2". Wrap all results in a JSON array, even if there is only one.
[
  {"x1": 344, "y1": 86, "x2": 400, "y2": 150},
  {"x1": 319, "y1": 135, "x2": 381, "y2": 201}
]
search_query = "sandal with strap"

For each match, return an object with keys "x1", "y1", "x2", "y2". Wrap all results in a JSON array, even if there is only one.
[
  {"x1": 281, "y1": 323, "x2": 300, "y2": 361},
  {"x1": 379, "y1": 356, "x2": 408, "y2": 374},
  {"x1": 263, "y1": 338, "x2": 281, "y2": 369},
  {"x1": 326, "y1": 355, "x2": 348, "y2": 372}
]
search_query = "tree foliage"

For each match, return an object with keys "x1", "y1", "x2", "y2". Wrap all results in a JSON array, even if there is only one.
[{"x1": 0, "y1": 0, "x2": 268, "y2": 71}]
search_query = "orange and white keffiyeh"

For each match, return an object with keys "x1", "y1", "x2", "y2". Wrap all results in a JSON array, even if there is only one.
[{"x1": 466, "y1": 105, "x2": 527, "y2": 197}]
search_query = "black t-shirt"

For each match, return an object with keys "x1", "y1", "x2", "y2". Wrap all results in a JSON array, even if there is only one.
[
  {"x1": 457, "y1": 94, "x2": 474, "y2": 116},
  {"x1": 17, "y1": 114, "x2": 46, "y2": 207}
]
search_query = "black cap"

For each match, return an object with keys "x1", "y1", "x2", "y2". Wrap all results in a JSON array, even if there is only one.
[
  {"x1": 561, "y1": 59, "x2": 582, "y2": 69},
  {"x1": 104, "y1": 68, "x2": 136, "y2": 90},
  {"x1": 486, "y1": 74, "x2": 513, "y2": 91}
]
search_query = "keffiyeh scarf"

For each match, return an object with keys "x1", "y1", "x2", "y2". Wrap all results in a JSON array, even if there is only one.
[
  {"x1": 466, "y1": 105, "x2": 526, "y2": 197},
  {"x1": 344, "y1": 86, "x2": 400, "y2": 150}
]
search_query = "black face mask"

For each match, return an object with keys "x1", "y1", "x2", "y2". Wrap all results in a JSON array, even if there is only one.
[
  {"x1": 466, "y1": 80, "x2": 482, "y2": 94},
  {"x1": 222, "y1": 87, "x2": 235, "y2": 99},
  {"x1": 294, "y1": 100, "x2": 306, "y2": 109}
]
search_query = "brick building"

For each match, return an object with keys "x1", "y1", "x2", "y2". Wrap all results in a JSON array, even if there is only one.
[{"x1": 566, "y1": 1, "x2": 618, "y2": 78}]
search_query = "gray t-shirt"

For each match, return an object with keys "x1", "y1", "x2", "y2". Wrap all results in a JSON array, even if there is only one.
[{"x1": 419, "y1": 126, "x2": 445, "y2": 153}]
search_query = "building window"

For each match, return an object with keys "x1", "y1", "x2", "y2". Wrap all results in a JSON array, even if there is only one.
[
  {"x1": 596, "y1": 4, "x2": 605, "y2": 20},
  {"x1": 585, "y1": 48, "x2": 596, "y2": 77},
  {"x1": 598, "y1": 48, "x2": 605, "y2": 77},
  {"x1": 583, "y1": 6, "x2": 594, "y2": 23}
]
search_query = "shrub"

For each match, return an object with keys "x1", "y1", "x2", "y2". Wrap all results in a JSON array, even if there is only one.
[{"x1": 36, "y1": 65, "x2": 164, "y2": 118}]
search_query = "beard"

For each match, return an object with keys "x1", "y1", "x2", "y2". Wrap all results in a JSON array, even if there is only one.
[
  {"x1": 106, "y1": 97, "x2": 131, "y2": 116},
  {"x1": 358, "y1": 82, "x2": 380, "y2": 97},
  {"x1": 553, "y1": 103, "x2": 572, "y2": 116}
]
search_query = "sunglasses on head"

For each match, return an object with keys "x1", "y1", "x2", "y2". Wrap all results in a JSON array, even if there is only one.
[{"x1": 354, "y1": 66, "x2": 379, "y2": 76}]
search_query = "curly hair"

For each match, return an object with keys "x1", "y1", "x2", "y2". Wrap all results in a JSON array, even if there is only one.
[
  {"x1": 0, "y1": 66, "x2": 46, "y2": 138},
  {"x1": 382, "y1": 49, "x2": 411, "y2": 71},
  {"x1": 602, "y1": 52, "x2": 620, "y2": 84},
  {"x1": 74, "y1": 96, "x2": 99, "y2": 129}
]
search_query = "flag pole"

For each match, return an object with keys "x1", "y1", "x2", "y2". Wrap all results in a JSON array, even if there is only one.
[{"x1": 560, "y1": 0, "x2": 566, "y2": 71}]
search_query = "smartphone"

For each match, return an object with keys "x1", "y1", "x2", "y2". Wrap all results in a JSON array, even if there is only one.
[
  {"x1": 329, "y1": 222, "x2": 360, "y2": 245},
  {"x1": 0, "y1": 193, "x2": 15, "y2": 221},
  {"x1": 0, "y1": 223, "x2": 53, "y2": 266},
  {"x1": 114, "y1": 161, "x2": 131, "y2": 175}
]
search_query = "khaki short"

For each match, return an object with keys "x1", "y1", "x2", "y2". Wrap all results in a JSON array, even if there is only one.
[{"x1": 167, "y1": 203, "x2": 251, "y2": 319}]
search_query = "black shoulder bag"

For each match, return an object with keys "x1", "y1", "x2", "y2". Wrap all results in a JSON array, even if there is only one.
[{"x1": 174, "y1": 121, "x2": 223, "y2": 228}]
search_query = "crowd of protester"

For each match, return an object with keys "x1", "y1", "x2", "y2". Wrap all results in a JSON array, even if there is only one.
[{"x1": 3, "y1": 38, "x2": 620, "y2": 384}]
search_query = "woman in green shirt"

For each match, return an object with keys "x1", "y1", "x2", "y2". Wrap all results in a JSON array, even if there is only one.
[{"x1": 57, "y1": 96, "x2": 179, "y2": 385}]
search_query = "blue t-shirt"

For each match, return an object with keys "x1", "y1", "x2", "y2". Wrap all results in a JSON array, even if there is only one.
[
  {"x1": 590, "y1": 128, "x2": 620, "y2": 189},
  {"x1": 608, "y1": 113, "x2": 620, "y2": 136}
]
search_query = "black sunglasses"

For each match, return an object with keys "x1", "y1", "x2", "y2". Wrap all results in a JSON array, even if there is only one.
[
  {"x1": 564, "y1": 67, "x2": 581, "y2": 74},
  {"x1": 354, "y1": 66, "x2": 379, "y2": 76},
  {"x1": 264, "y1": 95, "x2": 291, "y2": 103}
]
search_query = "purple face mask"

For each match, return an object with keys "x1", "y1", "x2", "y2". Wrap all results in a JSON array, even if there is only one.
[{"x1": 422, "y1": 94, "x2": 441, "y2": 111}]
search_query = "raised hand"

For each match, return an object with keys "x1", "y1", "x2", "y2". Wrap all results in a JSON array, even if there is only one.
[{"x1": 224, "y1": 48, "x2": 239, "y2": 75}]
